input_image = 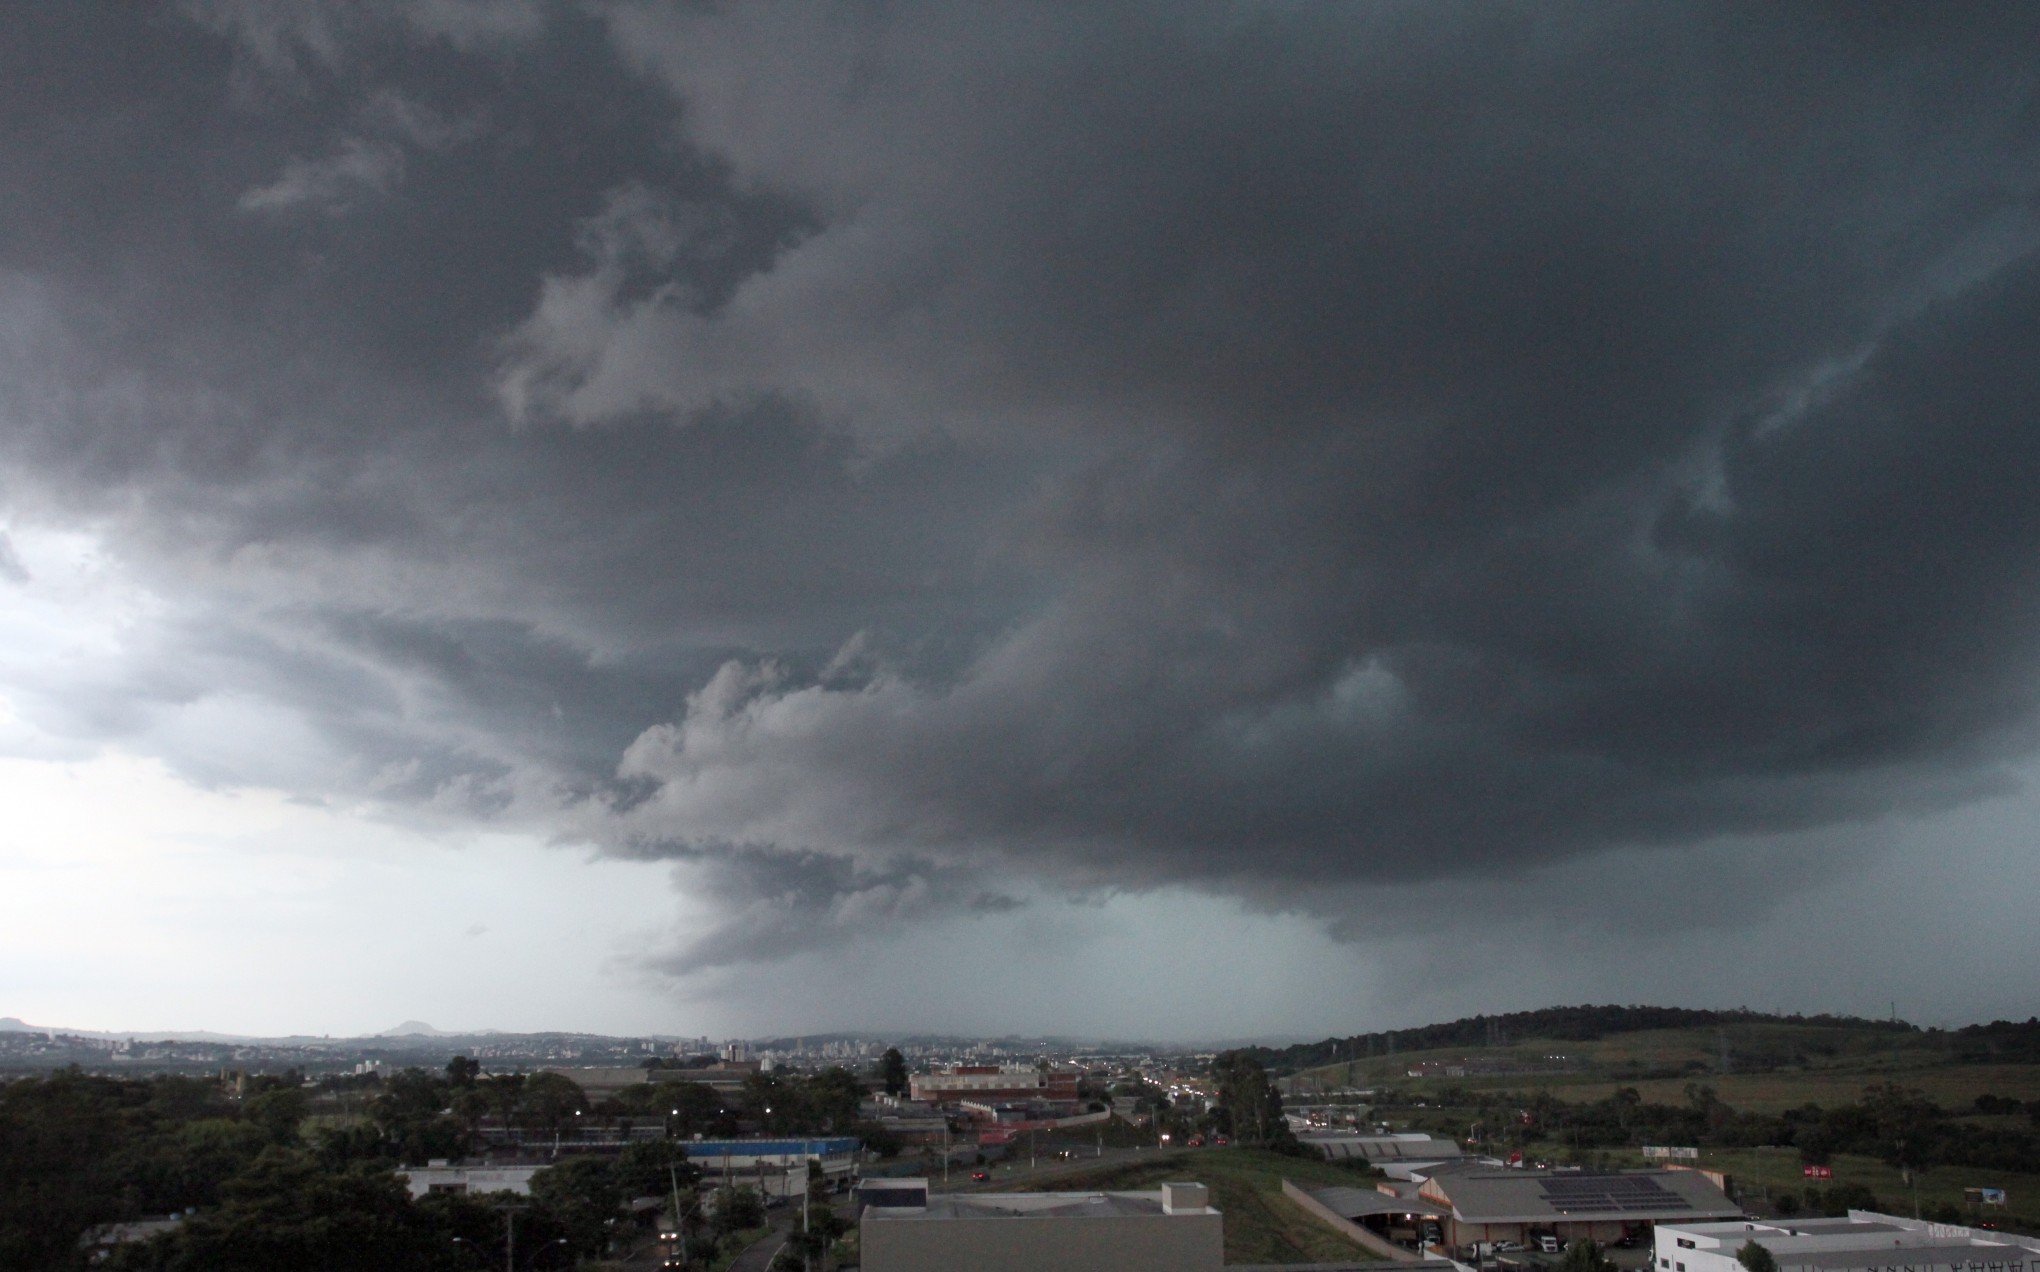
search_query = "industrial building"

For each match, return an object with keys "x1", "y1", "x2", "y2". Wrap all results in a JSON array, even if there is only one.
[
  {"x1": 687, "y1": 1136, "x2": 860, "y2": 1197},
  {"x1": 1292, "y1": 1181, "x2": 1452, "y2": 1251},
  {"x1": 858, "y1": 1179, "x2": 1224, "y2": 1272},
  {"x1": 1653, "y1": 1212, "x2": 2040, "y2": 1272},
  {"x1": 1300, "y1": 1131, "x2": 1475, "y2": 1179},
  {"x1": 909, "y1": 1065, "x2": 1081, "y2": 1110},
  {"x1": 1417, "y1": 1168, "x2": 1741, "y2": 1250},
  {"x1": 540, "y1": 1059, "x2": 761, "y2": 1098}
]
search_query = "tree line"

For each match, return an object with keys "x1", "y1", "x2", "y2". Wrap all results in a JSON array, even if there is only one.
[
  {"x1": 1384, "y1": 1080, "x2": 2040, "y2": 1176},
  {"x1": 1239, "y1": 1005, "x2": 1919, "y2": 1072},
  {"x1": 0, "y1": 1057, "x2": 891, "y2": 1270}
]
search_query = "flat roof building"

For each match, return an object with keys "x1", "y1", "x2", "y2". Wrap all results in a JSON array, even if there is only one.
[
  {"x1": 1653, "y1": 1212, "x2": 2040, "y2": 1272},
  {"x1": 910, "y1": 1065, "x2": 1081, "y2": 1109},
  {"x1": 860, "y1": 1179, "x2": 1223, "y2": 1272}
]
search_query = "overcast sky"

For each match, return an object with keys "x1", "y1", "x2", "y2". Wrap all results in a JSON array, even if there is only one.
[{"x1": 2, "y1": 2, "x2": 2039, "y2": 1041}]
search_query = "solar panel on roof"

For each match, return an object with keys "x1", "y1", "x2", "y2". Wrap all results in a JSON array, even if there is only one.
[{"x1": 1536, "y1": 1175, "x2": 1693, "y2": 1213}]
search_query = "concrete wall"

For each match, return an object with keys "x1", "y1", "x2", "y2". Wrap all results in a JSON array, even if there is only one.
[
  {"x1": 862, "y1": 1212, "x2": 1223, "y2": 1272},
  {"x1": 1280, "y1": 1179, "x2": 1423, "y2": 1263}
]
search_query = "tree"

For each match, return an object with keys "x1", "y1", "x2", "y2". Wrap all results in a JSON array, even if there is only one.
[
  {"x1": 530, "y1": 1155, "x2": 624, "y2": 1258},
  {"x1": 615, "y1": 1140, "x2": 699, "y2": 1201},
  {"x1": 1862, "y1": 1084, "x2": 1941, "y2": 1176},
  {"x1": 444, "y1": 1056, "x2": 481, "y2": 1089},
  {"x1": 1561, "y1": 1239, "x2": 1618, "y2": 1272},
  {"x1": 807, "y1": 1067, "x2": 864, "y2": 1132},
  {"x1": 517, "y1": 1072, "x2": 588, "y2": 1138},
  {"x1": 244, "y1": 1087, "x2": 307, "y2": 1146},
  {"x1": 741, "y1": 1073, "x2": 799, "y2": 1134},
  {"x1": 880, "y1": 1048, "x2": 909, "y2": 1099},
  {"x1": 855, "y1": 1119, "x2": 903, "y2": 1158},
  {"x1": 1209, "y1": 1052, "x2": 1306, "y2": 1153},
  {"x1": 773, "y1": 1200, "x2": 848, "y2": 1272},
  {"x1": 655, "y1": 1078, "x2": 734, "y2": 1137},
  {"x1": 370, "y1": 1069, "x2": 465, "y2": 1165},
  {"x1": 103, "y1": 1148, "x2": 454, "y2": 1272},
  {"x1": 713, "y1": 1186, "x2": 766, "y2": 1235},
  {"x1": 1737, "y1": 1240, "x2": 1779, "y2": 1272}
]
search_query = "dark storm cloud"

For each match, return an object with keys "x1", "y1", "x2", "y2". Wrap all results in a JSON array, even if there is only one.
[{"x1": 3, "y1": 2, "x2": 2039, "y2": 966}]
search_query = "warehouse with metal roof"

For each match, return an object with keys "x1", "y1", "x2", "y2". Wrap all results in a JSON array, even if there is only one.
[{"x1": 1418, "y1": 1168, "x2": 1742, "y2": 1251}]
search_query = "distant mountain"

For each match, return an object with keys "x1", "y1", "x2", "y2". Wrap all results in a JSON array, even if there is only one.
[
  {"x1": 0, "y1": 1017, "x2": 36, "y2": 1032},
  {"x1": 379, "y1": 1021, "x2": 455, "y2": 1037}
]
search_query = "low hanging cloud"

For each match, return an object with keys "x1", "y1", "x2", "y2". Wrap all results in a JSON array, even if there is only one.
[{"x1": 3, "y1": 3, "x2": 2040, "y2": 980}]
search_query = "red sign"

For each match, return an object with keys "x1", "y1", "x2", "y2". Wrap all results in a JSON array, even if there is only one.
[
  {"x1": 1508, "y1": 1151, "x2": 1524, "y2": 1167},
  {"x1": 1802, "y1": 1165, "x2": 1833, "y2": 1180}
]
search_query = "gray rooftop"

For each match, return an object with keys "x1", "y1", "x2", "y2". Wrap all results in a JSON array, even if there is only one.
[
  {"x1": 1429, "y1": 1170, "x2": 1740, "y2": 1223},
  {"x1": 1312, "y1": 1186, "x2": 1450, "y2": 1220},
  {"x1": 1304, "y1": 1134, "x2": 1471, "y2": 1163},
  {"x1": 867, "y1": 1191, "x2": 1206, "y2": 1221},
  {"x1": 1777, "y1": 1245, "x2": 2035, "y2": 1271},
  {"x1": 1232, "y1": 1263, "x2": 1460, "y2": 1272}
]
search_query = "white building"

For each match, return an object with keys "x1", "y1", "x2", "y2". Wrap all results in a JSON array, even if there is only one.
[
  {"x1": 1654, "y1": 1212, "x2": 2040, "y2": 1272},
  {"x1": 860, "y1": 1179, "x2": 1223, "y2": 1272},
  {"x1": 398, "y1": 1163, "x2": 543, "y2": 1198}
]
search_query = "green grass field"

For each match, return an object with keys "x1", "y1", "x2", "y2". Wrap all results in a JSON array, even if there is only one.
[
  {"x1": 1537, "y1": 1064, "x2": 2040, "y2": 1113},
  {"x1": 1286, "y1": 1024, "x2": 2040, "y2": 1114},
  {"x1": 991, "y1": 1147, "x2": 1379, "y2": 1264}
]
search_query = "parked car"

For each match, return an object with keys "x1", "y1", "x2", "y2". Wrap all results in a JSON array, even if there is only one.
[
  {"x1": 971, "y1": 1170, "x2": 990, "y2": 1181},
  {"x1": 1537, "y1": 1235, "x2": 1562, "y2": 1254},
  {"x1": 1494, "y1": 1241, "x2": 1524, "y2": 1253}
]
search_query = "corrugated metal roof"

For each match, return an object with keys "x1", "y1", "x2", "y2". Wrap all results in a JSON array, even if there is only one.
[
  {"x1": 1429, "y1": 1170, "x2": 1740, "y2": 1223},
  {"x1": 1311, "y1": 1186, "x2": 1450, "y2": 1219}
]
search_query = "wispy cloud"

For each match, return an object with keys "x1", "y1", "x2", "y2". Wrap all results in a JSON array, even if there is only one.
[{"x1": 238, "y1": 137, "x2": 404, "y2": 215}]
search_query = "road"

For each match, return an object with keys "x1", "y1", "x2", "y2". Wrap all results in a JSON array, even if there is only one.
[
  {"x1": 607, "y1": 1211, "x2": 793, "y2": 1270},
  {"x1": 725, "y1": 1212, "x2": 794, "y2": 1272}
]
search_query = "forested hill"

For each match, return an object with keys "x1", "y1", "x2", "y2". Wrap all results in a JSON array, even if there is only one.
[{"x1": 1242, "y1": 1005, "x2": 1914, "y2": 1073}]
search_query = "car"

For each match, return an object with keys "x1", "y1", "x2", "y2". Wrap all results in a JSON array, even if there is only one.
[
  {"x1": 971, "y1": 1170, "x2": 990, "y2": 1181},
  {"x1": 1536, "y1": 1235, "x2": 1562, "y2": 1254}
]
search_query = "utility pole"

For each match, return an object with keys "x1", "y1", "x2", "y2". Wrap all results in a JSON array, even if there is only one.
[
  {"x1": 493, "y1": 1202, "x2": 528, "y2": 1272},
  {"x1": 669, "y1": 1163, "x2": 687, "y2": 1266}
]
